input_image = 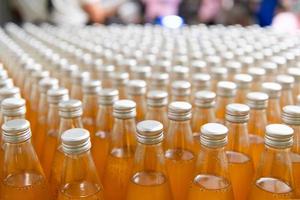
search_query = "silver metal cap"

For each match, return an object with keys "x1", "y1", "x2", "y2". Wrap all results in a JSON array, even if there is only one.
[
  {"x1": 225, "y1": 61, "x2": 242, "y2": 74},
  {"x1": 0, "y1": 78, "x2": 13, "y2": 89},
  {"x1": 194, "y1": 90, "x2": 216, "y2": 108},
  {"x1": 127, "y1": 80, "x2": 147, "y2": 95},
  {"x1": 61, "y1": 64, "x2": 79, "y2": 77},
  {"x1": 59, "y1": 99, "x2": 83, "y2": 118},
  {"x1": 226, "y1": 103, "x2": 250, "y2": 123},
  {"x1": 276, "y1": 74, "x2": 294, "y2": 89},
  {"x1": 71, "y1": 71, "x2": 90, "y2": 85},
  {"x1": 193, "y1": 73, "x2": 211, "y2": 89},
  {"x1": 0, "y1": 87, "x2": 20, "y2": 102},
  {"x1": 171, "y1": 80, "x2": 191, "y2": 97},
  {"x1": 262, "y1": 82, "x2": 282, "y2": 98},
  {"x1": 247, "y1": 92, "x2": 269, "y2": 109},
  {"x1": 1, "y1": 97, "x2": 26, "y2": 117},
  {"x1": 47, "y1": 87, "x2": 69, "y2": 104},
  {"x1": 61, "y1": 128, "x2": 91, "y2": 154},
  {"x1": 282, "y1": 105, "x2": 300, "y2": 125},
  {"x1": 287, "y1": 67, "x2": 300, "y2": 82},
  {"x1": 234, "y1": 74, "x2": 253, "y2": 89},
  {"x1": 32, "y1": 70, "x2": 50, "y2": 82},
  {"x1": 265, "y1": 124, "x2": 293, "y2": 148},
  {"x1": 147, "y1": 90, "x2": 168, "y2": 107},
  {"x1": 155, "y1": 59, "x2": 171, "y2": 72},
  {"x1": 131, "y1": 66, "x2": 151, "y2": 80},
  {"x1": 39, "y1": 77, "x2": 59, "y2": 93},
  {"x1": 150, "y1": 73, "x2": 169, "y2": 87},
  {"x1": 200, "y1": 123, "x2": 228, "y2": 148},
  {"x1": 83, "y1": 80, "x2": 101, "y2": 94},
  {"x1": 95, "y1": 64, "x2": 115, "y2": 76},
  {"x1": 2, "y1": 119, "x2": 31, "y2": 143},
  {"x1": 168, "y1": 101, "x2": 192, "y2": 121},
  {"x1": 217, "y1": 81, "x2": 237, "y2": 97},
  {"x1": 171, "y1": 65, "x2": 189, "y2": 80},
  {"x1": 112, "y1": 72, "x2": 129, "y2": 86},
  {"x1": 211, "y1": 67, "x2": 227, "y2": 80},
  {"x1": 248, "y1": 67, "x2": 266, "y2": 81},
  {"x1": 98, "y1": 88, "x2": 119, "y2": 105},
  {"x1": 113, "y1": 99, "x2": 136, "y2": 119},
  {"x1": 136, "y1": 120, "x2": 163, "y2": 145},
  {"x1": 0, "y1": 70, "x2": 8, "y2": 80},
  {"x1": 190, "y1": 60, "x2": 207, "y2": 73}
]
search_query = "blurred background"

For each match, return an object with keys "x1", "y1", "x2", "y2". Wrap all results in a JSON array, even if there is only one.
[{"x1": 0, "y1": 0, "x2": 300, "y2": 32}]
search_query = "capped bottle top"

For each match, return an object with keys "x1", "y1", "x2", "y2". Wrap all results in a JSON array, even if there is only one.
[
  {"x1": 71, "y1": 71, "x2": 90, "y2": 85},
  {"x1": 95, "y1": 64, "x2": 115, "y2": 76},
  {"x1": 246, "y1": 92, "x2": 268, "y2": 109},
  {"x1": 0, "y1": 78, "x2": 13, "y2": 89},
  {"x1": 207, "y1": 55, "x2": 221, "y2": 67},
  {"x1": 112, "y1": 72, "x2": 129, "y2": 86},
  {"x1": 287, "y1": 67, "x2": 300, "y2": 82},
  {"x1": 240, "y1": 55, "x2": 254, "y2": 66},
  {"x1": 265, "y1": 124, "x2": 293, "y2": 148},
  {"x1": 2, "y1": 119, "x2": 31, "y2": 143},
  {"x1": 1, "y1": 97, "x2": 26, "y2": 117},
  {"x1": 155, "y1": 59, "x2": 171, "y2": 73},
  {"x1": 190, "y1": 60, "x2": 207, "y2": 73},
  {"x1": 276, "y1": 74, "x2": 294, "y2": 89},
  {"x1": 194, "y1": 90, "x2": 216, "y2": 108},
  {"x1": 261, "y1": 62, "x2": 277, "y2": 75},
  {"x1": 193, "y1": 73, "x2": 211, "y2": 89},
  {"x1": 168, "y1": 101, "x2": 192, "y2": 121},
  {"x1": 271, "y1": 55, "x2": 287, "y2": 66},
  {"x1": 226, "y1": 103, "x2": 250, "y2": 123},
  {"x1": 113, "y1": 99, "x2": 136, "y2": 119},
  {"x1": 0, "y1": 70, "x2": 8, "y2": 80},
  {"x1": 39, "y1": 77, "x2": 59, "y2": 93},
  {"x1": 127, "y1": 80, "x2": 147, "y2": 95},
  {"x1": 248, "y1": 67, "x2": 266, "y2": 80},
  {"x1": 217, "y1": 81, "x2": 237, "y2": 97},
  {"x1": 61, "y1": 64, "x2": 78, "y2": 77},
  {"x1": 47, "y1": 87, "x2": 69, "y2": 104},
  {"x1": 25, "y1": 63, "x2": 42, "y2": 74},
  {"x1": 0, "y1": 86, "x2": 20, "y2": 102},
  {"x1": 200, "y1": 123, "x2": 228, "y2": 148},
  {"x1": 171, "y1": 65, "x2": 189, "y2": 80},
  {"x1": 211, "y1": 67, "x2": 227, "y2": 80},
  {"x1": 234, "y1": 74, "x2": 253, "y2": 89},
  {"x1": 282, "y1": 105, "x2": 300, "y2": 125},
  {"x1": 59, "y1": 99, "x2": 83, "y2": 118},
  {"x1": 98, "y1": 88, "x2": 119, "y2": 105},
  {"x1": 83, "y1": 80, "x2": 101, "y2": 94},
  {"x1": 61, "y1": 128, "x2": 91, "y2": 154},
  {"x1": 225, "y1": 60, "x2": 242, "y2": 74},
  {"x1": 131, "y1": 66, "x2": 151, "y2": 80},
  {"x1": 171, "y1": 80, "x2": 191, "y2": 96},
  {"x1": 136, "y1": 120, "x2": 163, "y2": 145},
  {"x1": 147, "y1": 90, "x2": 168, "y2": 107},
  {"x1": 150, "y1": 73, "x2": 169, "y2": 87},
  {"x1": 262, "y1": 82, "x2": 282, "y2": 98},
  {"x1": 32, "y1": 70, "x2": 50, "y2": 82}
]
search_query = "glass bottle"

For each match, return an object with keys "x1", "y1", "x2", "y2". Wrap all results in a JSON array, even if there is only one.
[
  {"x1": 41, "y1": 88, "x2": 69, "y2": 178},
  {"x1": 248, "y1": 67, "x2": 266, "y2": 91},
  {"x1": 131, "y1": 65, "x2": 152, "y2": 84},
  {"x1": 249, "y1": 124, "x2": 295, "y2": 200},
  {"x1": 262, "y1": 82, "x2": 282, "y2": 123},
  {"x1": 127, "y1": 80, "x2": 147, "y2": 122},
  {"x1": 261, "y1": 62, "x2": 277, "y2": 82},
  {"x1": 282, "y1": 105, "x2": 300, "y2": 197},
  {"x1": 247, "y1": 92, "x2": 269, "y2": 170},
  {"x1": 1, "y1": 119, "x2": 51, "y2": 200},
  {"x1": 60, "y1": 64, "x2": 78, "y2": 92},
  {"x1": 165, "y1": 101, "x2": 195, "y2": 200},
  {"x1": 103, "y1": 99, "x2": 137, "y2": 200},
  {"x1": 92, "y1": 88, "x2": 118, "y2": 178},
  {"x1": 287, "y1": 67, "x2": 300, "y2": 102},
  {"x1": 82, "y1": 80, "x2": 101, "y2": 142},
  {"x1": 234, "y1": 73, "x2": 252, "y2": 104},
  {"x1": 33, "y1": 77, "x2": 59, "y2": 157},
  {"x1": 210, "y1": 67, "x2": 227, "y2": 92},
  {"x1": 126, "y1": 120, "x2": 173, "y2": 200},
  {"x1": 58, "y1": 128, "x2": 104, "y2": 199},
  {"x1": 112, "y1": 72, "x2": 129, "y2": 99},
  {"x1": 225, "y1": 103, "x2": 254, "y2": 200},
  {"x1": 95, "y1": 64, "x2": 115, "y2": 88},
  {"x1": 276, "y1": 74, "x2": 295, "y2": 108},
  {"x1": 170, "y1": 80, "x2": 191, "y2": 102},
  {"x1": 170, "y1": 65, "x2": 189, "y2": 82},
  {"x1": 191, "y1": 73, "x2": 211, "y2": 102},
  {"x1": 215, "y1": 81, "x2": 237, "y2": 124},
  {"x1": 189, "y1": 60, "x2": 207, "y2": 80},
  {"x1": 49, "y1": 99, "x2": 84, "y2": 198},
  {"x1": 225, "y1": 60, "x2": 242, "y2": 81},
  {"x1": 70, "y1": 71, "x2": 90, "y2": 100},
  {"x1": 271, "y1": 55, "x2": 287, "y2": 74},
  {"x1": 21, "y1": 63, "x2": 41, "y2": 97},
  {"x1": 187, "y1": 123, "x2": 234, "y2": 200},
  {"x1": 239, "y1": 55, "x2": 254, "y2": 73},
  {"x1": 0, "y1": 86, "x2": 21, "y2": 104},
  {"x1": 149, "y1": 73, "x2": 169, "y2": 92},
  {"x1": 191, "y1": 91, "x2": 216, "y2": 152}
]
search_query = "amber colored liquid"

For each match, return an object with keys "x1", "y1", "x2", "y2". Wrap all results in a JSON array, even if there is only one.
[
  {"x1": 29, "y1": 110, "x2": 38, "y2": 142},
  {"x1": 187, "y1": 174, "x2": 234, "y2": 200},
  {"x1": 41, "y1": 130, "x2": 58, "y2": 178},
  {"x1": 102, "y1": 148, "x2": 134, "y2": 200},
  {"x1": 165, "y1": 149, "x2": 196, "y2": 200},
  {"x1": 215, "y1": 97, "x2": 234, "y2": 124},
  {"x1": 1, "y1": 172, "x2": 51, "y2": 200},
  {"x1": 227, "y1": 151, "x2": 254, "y2": 200},
  {"x1": 249, "y1": 134, "x2": 265, "y2": 170},
  {"x1": 126, "y1": 171, "x2": 172, "y2": 200},
  {"x1": 249, "y1": 177, "x2": 294, "y2": 200},
  {"x1": 292, "y1": 153, "x2": 300, "y2": 197},
  {"x1": 34, "y1": 122, "x2": 47, "y2": 157},
  {"x1": 49, "y1": 148, "x2": 64, "y2": 198},
  {"x1": 83, "y1": 118, "x2": 95, "y2": 142},
  {"x1": 58, "y1": 181, "x2": 104, "y2": 200}
]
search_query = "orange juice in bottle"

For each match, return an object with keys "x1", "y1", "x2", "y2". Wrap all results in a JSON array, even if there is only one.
[
  {"x1": 249, "y1": 124, "x2": 295, "y2": 200},
  {"x1": 23, "y1": 64, "x2": 42, "y2": 102},
  {"x1": 127, "y1": 80, "x2": 147, "y2": 122},
  {"x1": 225, "y1": 103, "x2": 254, "y2": 200},
  {"x1": 102, "y1": 99, "x2": 137, "y2": 200},
  {"x1": 48, "y1": 99, "x2": 84, "y2": 198},
  {"x1": 1, "y1": 119, "x2": 51, "y2": 200},
  {"x1": 58, "y1": 128, "x2": 104, "y2": 200},
  {"x1": 60, "y1": 64, "x2": 78, "y2": 92},
  {"x1": 187, "y1": 123, "x2": 234, "y2": 200},
  {"x1": 126, "y1": 120, "x2": 173, "y2": 200},
  {"x1": 170, "y1": 80, "x2": 191, "y2": 102},
  {"x1": 248, "y1": 67, "x2": 265, "y2": 91},
  {"x1": 282, "y1": 105, "x2": 300, "y2": 197},
  {"x1": 262, "y1": 82, "x2": 282, "y2": 123},
  {"x1": 234, "y1": 73, "x2": 252, "y2": 104},
  {"x1": 92, "y1": 88, "x2": 118, "y2": 178},
  {"x1": 276, "y1": 74, "x2": 294, "y2": 107},
  {"x1": 287, "y1": 67, "x2": 300, "y2": 102},
  {"x1": 210, "y1": 67, "x2": 227, "y2": 92},
  {"x1": 41, "y1": 88, "x2": 69, "y2": 178},
  {"x1": 70, "y1": 71, "x2": 90, "y2": 100},
  {"x1": 131, "y1": 65, "x2": 152, "y2": 84},
  {"x1": 95, "y1": 64, "x2": 115, "y2": 88},
  {"x1": 165, "y1": 101, "x2": 196, "y2": 200},
  {"x1": 247, "y1": 92, "x2": 269, "y2": 169},
  {"x1": 112, "y1": 72, "x2": 129, "y2": 99}
]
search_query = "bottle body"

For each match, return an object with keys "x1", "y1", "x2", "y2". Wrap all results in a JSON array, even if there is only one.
[
  {"x1": 129, "y1": 95, "x2": 146, "y2": 122},
  {"x1": 280, "y1": 89, "x2": 294, "y2": 108},
  {"x1": 215, "y1": 97, "x2": 234, "y2": 123},
  {"x1": 267, "y1": 98, "x2": 281, "y2": 123},
  {"x1": 82, "y1": 94, "x2": 98, "y2": 142},
  {"x1": 145, "y1": 106, "x2": 168, "y2": 132}
]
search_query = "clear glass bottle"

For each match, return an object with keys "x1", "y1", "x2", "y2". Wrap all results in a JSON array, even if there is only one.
[
  {"x1": 82, "y1": 80, "x2": 101, "y2": 142},
  {"x1": 131, "y1": 65, "x2": 152, "y2": 84},
  {"x1": 225, "y1": 103, "x2": 254, "y2": 200},
  {"x1": 95, "y1": 64, "x2": 115, "y2": 88},
  {"x1": 92, "y1": 88, "x2": 118, "y2": 178},
  {"x1": 112, "y1": 72, "x2": 129, "y2": 99},
  {"x1": 126, "y1": 120, "x2": 173, "y2": 200},
  {"x1": 276, "y1": 74, "x2": 295, "y2": 108},
  {"x1": 21, "y1": 63, "x2": 41, "y2": 97},
  {"x1": 210, "y1": 67, "x2": 227, "y2": 92},
  {"x1": 170, "y1": 65, "x2": 189, "y2": 82},
  {"x1": 187, "y1": 123, "x2": 234, "y2": 200},
  {"x1": 127, "y1": 80, "x2": 147, "y2": 122},
  {"x1": 215, "y1": 81, "x2": 237, "y2": 124},
  {"x1": 149, "y1": 72, "x2": 169, "y2": 92},
  {"x1": 225, "y1": 60, "x2": 242, "y2": 81},
  {"x1": 247, "y1": 92, "x2": 269, "y2": 170},
  {"x1": 262, "y1": 82, "x2": 282, "y2": 123},
  {"x1": 1, "y1": 119, "x2": 51, "y2": 200},
  {"x1": 48, "y1": 99, "x2": 84, "y2": 198},
  {"x1": 248, "y1": 67, "x2": 266, "y2": 91},
  {"x1": 189, "y1": 60, "x2": 207, "y2": 79},
  {"x1": 41, "y1": 88, "x2": 69, "y2": 179},
  {"x1": 191, "y1": 73, "x2": 211, "y2": 102},
  {"x1": 282, "y1": 105, "x2": 300, "y2": 197},
  {"x1": 103, "y1": 99, "x2": 137, "y2": 200},
  {"x1": 287, "y1": 67, "x2": 300, "y2": 102},
  {"x1": 239, "y1": 55, "x2": 254, "y2": 73},
  {"x1": 165, "y1": 101, "x2": 195, "y2": 200},
  {"x1": 271, "y1": 55, "x2": 287, "y2": 74},
  {"x1": 249, "y1": 124, "x2": 295, "y2": 200},
  {"x1": 0, "y1": 86, "x2": 21, "y2": 104},
  {"x1": 234, "y1": 74, "x2": 252, "y2": 104},
  {"x1": 192, "y1": 91, "x2": 216, "y2": 152},
  {"x1": 70, "y1": 71, "x2": 90, "y2": 100},
  {"x1": 60, "y1": 64, "x2": 78, "y2": 92},
  {"x1": 171, "y1": 80, "x2": 191, "y2": 102},
  {"x1": 58, "y1": 128, "x2": 104, "y2": 199}
]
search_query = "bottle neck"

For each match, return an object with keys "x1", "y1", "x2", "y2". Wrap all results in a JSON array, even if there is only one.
[
  {"x1": 287, "y1": 124, "x2": 300, "y2": 154},
  {"x1": 248, "y1": 109, "x2": 267, "y2": 137},
  {"x1": 3, "y1": 114, "x2": 25, "y2": 124},
  {"x1": 47, "y1": 103, "x2": 60, "y2": 137},
  {"x1": 83, "y1": 93, "x2": 98, "y2": 119},
  {"x1": 192, "y1": 106, "x2": 215, "y2": 132},
  {"x1": 96, "y1": 104, "x2": 114, "y2": 133},
  {"x1": 58, "y1": 116, "x2": 84, "y2": 144}
]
